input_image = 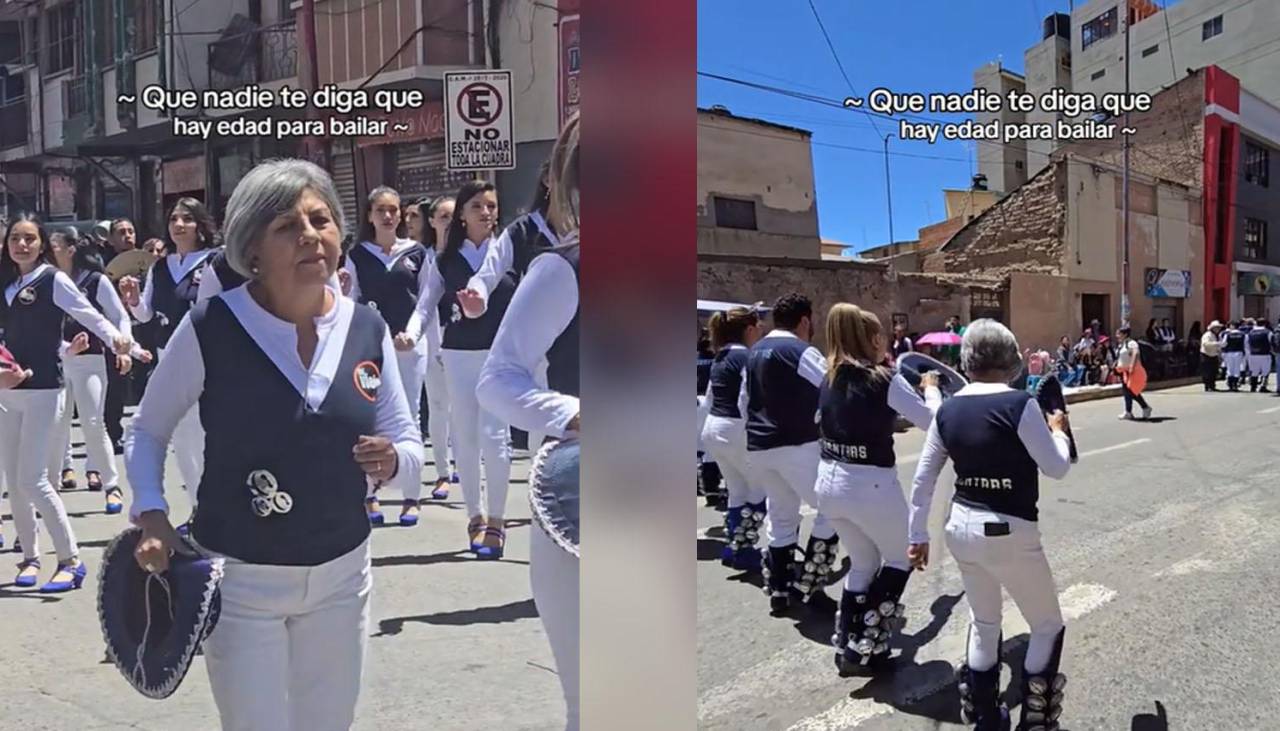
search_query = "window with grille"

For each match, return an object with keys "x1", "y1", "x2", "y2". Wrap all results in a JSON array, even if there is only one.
[
  {"x1": 1244, "y1": 141, "x2": 1269, "y2": 187},
  {"x1": 45, "y1": 3, "x2": 78, "y2": 75},
  {"x1": 1244, "y1": 218, "x2": 1267, "y2": 260},
  {"x1": 972, "y1": 290, "x2": 1001, "y2": 309},
  {"x1": 713, "y1": 196, "x2": 757, "y2": 230},
  {"x1": 1081, "y1": 8, "x2": 1117, "y2": 50},
  {"x1": 125, "y1": 0, "x2": 159, "y2": 54},
  {"x1": 1202, "y1": 15, "x2": 1223, "y2": 41}
]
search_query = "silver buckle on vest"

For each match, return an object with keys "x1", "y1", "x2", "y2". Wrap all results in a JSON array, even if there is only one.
[{"x1": 246, "y1": 470, "x2": 294, "y2": 518}]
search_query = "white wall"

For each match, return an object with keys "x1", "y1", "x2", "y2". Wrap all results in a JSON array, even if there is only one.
[{"x1": 495, "y1": 0, "x2": 559, "y2": 144}]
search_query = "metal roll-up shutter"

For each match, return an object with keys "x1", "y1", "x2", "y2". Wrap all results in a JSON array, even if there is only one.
[
  {"x1": 330, "y1": 139, "x2": 358, "y2": 228},
  {"x1": 394, "y1": 140, "x2": 489, "y2": 203}
]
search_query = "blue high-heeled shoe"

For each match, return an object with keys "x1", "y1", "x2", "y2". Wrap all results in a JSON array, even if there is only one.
[
  {"x1": 429, "y1": 478, "x2": 450, "y2": 500},
  {"x1": 399, "y1": 502, "x2": 420, "y2": 527},
  {"x1": 40, "y1": 560, "x2": 87, "y2": 593},
  {"x1": 475, "y1": 527, "x2": 505, "y2": 560},
  {"x1": 104, "y1": 487, "x2": 124, "y2": 515},
  {"x1": 14, "y1": 558, "x2": 40, "y2": 587},
  {"x1": 367, "y1": 497, "x2": 385, "y2": 525},
  {"x1": 467, "y1": 519, "x2": 485, "y2": 552}
]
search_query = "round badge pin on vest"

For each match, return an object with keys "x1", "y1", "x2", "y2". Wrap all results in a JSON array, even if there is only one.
[
  {"x1": 247, "y1": 470, "x2": 278, "y2": 496},
  {"x1": 250, "y1": 495, "x2": 273, "y2": 518},
  {"x1": 451, "y1": 302, "x2": 462, "y2": 323},
  {"x1": 16, "y1": 286, "x2": 36, "y2": 305},
  {"x1": 271, "y1": 492, "x2": 293, "y2": 514},
  {"x1": 352, "y1": 360, "x2": 382, "y2": 402}
]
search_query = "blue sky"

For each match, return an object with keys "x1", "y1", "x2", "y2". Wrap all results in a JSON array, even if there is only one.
[{"x1": 697, "y1": 0, "x2": 1088, "y2": 253}]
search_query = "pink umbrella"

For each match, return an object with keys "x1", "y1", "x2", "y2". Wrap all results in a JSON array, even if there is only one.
[{"x1": 916, "y1": 331, "x2": 963, "y2": 347}]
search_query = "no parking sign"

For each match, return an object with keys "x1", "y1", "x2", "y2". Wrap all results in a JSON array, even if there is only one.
[{"x1": 445, "y1": 70, "x2": 516, "y2": 171}]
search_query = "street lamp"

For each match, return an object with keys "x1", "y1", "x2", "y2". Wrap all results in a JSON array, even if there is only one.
[{"x1": 883, "y1": 132, "x2": 895, "y2": 248}]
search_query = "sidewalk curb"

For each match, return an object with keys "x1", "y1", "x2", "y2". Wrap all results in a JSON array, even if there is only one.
[{"x1": 1063, "y1": 376, "x2": 1201, "y2": 405}]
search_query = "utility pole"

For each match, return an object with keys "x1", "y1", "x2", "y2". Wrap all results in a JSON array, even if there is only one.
[
  {"x1": 883, "y1": 132, "x2": 895, "y2": 247},
  {"x1": 1122, "y1": 4, "x2": 1132, "y2": 329}
]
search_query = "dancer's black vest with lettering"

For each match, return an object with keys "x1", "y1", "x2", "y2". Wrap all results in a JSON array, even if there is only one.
[
  {"x1": 935, "y1": 391, "x2": 1040, "y2": 521},
  {"x1": 1223, "y1": 329, "x2": 1246, "y2": 353},
  {"x1": 1248, "y1": 328, "x2": 1272, "y2": 355},
  {"x1": 436, "y1": 243, "x2": 515, "y2": 351},
  {"x1": 708, "y1": 345, "x2": 750, "y2": 419},
  {"x1": 151, "y1": 254, "x2": 210, "y2": 350},
  {"x1": 746, "y1": 335, "x2": 820, "y2": 451},
  {"x1": 63, "y1": 271, "x2": 109, "y2": 356},
  {"x1": 349, "y1": 243, "x2": 426, "y2": 334},
  {"x1": 0, "y1": 268, "x2": 64, "y2": 390},
  {"x1": 545, "y1": 244, "x2": 579, "y2": 397},
  {"x1": 818, "y1": 365, "x2": 897, "y2": 468},
  {"x1": 191, "y1": 299, "x2": 383, "y2": 565}
]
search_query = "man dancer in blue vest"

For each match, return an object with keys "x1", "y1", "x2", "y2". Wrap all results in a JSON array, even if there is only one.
[
  {"x1": 746, "y1": 293, "x2": 839, "y2": 615},
  {"x1": 1246, "y1": 318, "x2": 1273, "y2": 393}
]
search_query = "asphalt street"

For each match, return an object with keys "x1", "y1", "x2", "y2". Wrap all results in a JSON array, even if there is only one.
[
  {"x1": 0, "y1": 411, "x2": 564, "y2": 731},
  {"x1": 697, "y1": 384, "x2": 1280, "y2": 730}
]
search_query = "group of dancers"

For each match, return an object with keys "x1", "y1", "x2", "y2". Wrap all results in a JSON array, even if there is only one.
[
  {"x1": 1204, "y1": 318, "x2": 1280, "y2": 393},
  {"x1": 699, "y1": 293, "x2": 1074, "y2": 731},
  {"x1": 0, "y1": 112, "x2": 581, "y2": 730}
]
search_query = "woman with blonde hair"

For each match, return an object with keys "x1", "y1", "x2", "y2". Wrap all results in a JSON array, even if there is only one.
[
  {"x1": 815, "y1": 303, "x2": 942, "y2": 675},
  {"x1": 699, "y1": 306, "x2": 765, "y2": 570}
]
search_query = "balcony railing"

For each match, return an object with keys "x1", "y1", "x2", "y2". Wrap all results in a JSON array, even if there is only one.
[
  {"x1": 0, "y1": 99, "x2": 28, "y2": 150},
  {"x1": 208, "y1": 21, "x2": 298, "y2": 90},
  {"x1": 65, "y1": 75, "x2": 88, "y2": 117}
]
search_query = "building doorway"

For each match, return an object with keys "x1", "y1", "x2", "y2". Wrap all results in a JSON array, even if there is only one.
[{"x1": 1081, "y1": 294, "x2": 1108, "y2": 336}]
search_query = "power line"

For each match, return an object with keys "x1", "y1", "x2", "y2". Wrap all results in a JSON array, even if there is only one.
[{"x1": 806, "y1": 0, "x2": 883, "y2": 136}]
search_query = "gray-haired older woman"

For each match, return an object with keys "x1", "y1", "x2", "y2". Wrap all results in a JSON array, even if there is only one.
[
  {"x1": 127, "y1": 158, "x2": 423, "y2": 730},
  {"x1": 906, "y1": 320, "x2": 1073, "y2": 731}
]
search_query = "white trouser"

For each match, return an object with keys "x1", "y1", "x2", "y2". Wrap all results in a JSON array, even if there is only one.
[
  {"x1": 49, "y1": 355, "x2": 118, "y2": 486},
  {"x1": 813, "y1": 460, "x2": 910, "y2": 592},
  {"x1": 749, "y1": 441, "x2": 835, "y2": 547},
  {"x1": 0, "y1": 389, "x2": 79, "y2": 563},
  {"x1": 203, "y1": 538, "x2": 372, "y2": 731},
  {"x1": 700, "y1": 416, "x2": 765, "y2": 507},
  {"x1": 1248, "y1": 355, "x2": 1271, "y2": 382},
  {"x1": 395, "y1": 345, "x2": 425, "y2": 502},
  {"x1": 442, "y1": 349, "x2": 511, "y2": 520},
  {"x1": 1224, "y1": 352, "x2": 1246, "y2": 379},
  {"x1": 424, "y1": 352, "x2": 452, "y2": 482},
  {"x1": 944, "y1": 502, "x2": 1063, "y2": 675},
  {"x1": 158, "y1": 347, "x2": 205, "y2": 509},
  {"x1": 530, "y1": 526, "x2": 580, "y2": 731},
  {"x1": 526, "y1": 359, "x2": 550, "y2": 451}
]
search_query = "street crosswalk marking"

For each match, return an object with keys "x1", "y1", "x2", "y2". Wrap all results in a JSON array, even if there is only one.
[
  {"x1": 1258, "y1": 405, "x2": 1280, "y2": 414},
  {"x1": 1078, "y1": 438, "x2": 1150, "y2": 457}
]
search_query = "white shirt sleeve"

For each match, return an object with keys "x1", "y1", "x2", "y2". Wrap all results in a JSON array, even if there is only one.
[
  {"x1": 196, "y1": 262, "x2": 223, "y2": 304},
  {"x1": 465, "y1": 226, "x2": 515, "y2": 317},
  {"x1": 737, "y1": 365, "x2": 749, "y2": 419},
  {"x1": 52, "y1": 271, "x2": 123, "y2": 348},
  {"x1": 476, "y1": 254, "x2": 579, "y2": 437},
  {"x1": 373, "y1": 327, "x2": 425, "y2": 495},
  {"x1": 124, "y1": 316, "x2": 205, "y2": 520},
  {"x1": 908, "y1": 418, "x2": 949, "y2": 544},
  {"x1": 797, "y1": 345, "x2": 827, "y2": 388},
  {"x1": 129, "y1": 265, "x2": 156, "y2": 322},
  {"x1": 342, "y1": 258, "x2": 361, "y2": 303},
  {"x1": 887, "y1": 372, "x2": 942, "y2": 431},
  {"x1": 95, "y1": 275, "x2": 133, "y2": 342},
  {"x1": 408, "y1": 262, "x2": 446, "y2": 354},
  {"x1": 1017, "y1": 398, "x2": 1072, "y2": 480}
]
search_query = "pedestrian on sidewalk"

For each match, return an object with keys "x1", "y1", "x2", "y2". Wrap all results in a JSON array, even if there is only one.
[
  {"x1": 1200, "y1": 320, "x2": 1224, "y2": 392},
  {"x1": 128, "y1": 159, "x2": 423, "y2": 730},
  {"x1": 907, "y1": 319, "x2": 1073, "y2": 731},
  {"x1": 1114, "y1": 327, "x2": 1152, "y2": 420},
  {"x1": 815, "y1": 303, "x2": 941, "y2": 676}
]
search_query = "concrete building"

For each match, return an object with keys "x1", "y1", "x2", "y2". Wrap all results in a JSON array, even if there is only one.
[
  {"x1": 859, "y1": 187, "x2": 1001, "y2": 272},
  {"x1": 972, "y1": 62, "x2": 1029, "y2": 194},
  {"x1": 0, "y1": 0, "x2": 567, "y2": 235},
  {"x1": 696, "y1": 106, "x2": 822, "y2": 259}
]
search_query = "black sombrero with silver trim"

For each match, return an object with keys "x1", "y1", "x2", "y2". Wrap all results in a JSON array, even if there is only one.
[
  {"x1": 1032, "y1": 373, "x2": 1079, "y2": 463},
  {"x1": 528, "y1": 438, "x2": 579, "y2": 558},
  {"x1": 97, "y1": 527, "x2": 225, "y2": 699},
  {"x1": 894, "y1": 352, "x2": 968, "y2": 399}
]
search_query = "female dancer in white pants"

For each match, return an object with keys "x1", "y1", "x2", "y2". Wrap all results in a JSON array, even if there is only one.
[
  {"x1": 0, "y1": 213, "x2": 133, "y2": 591},
  {"x1": 119, "y1": 198, "x2": 219, "y2": 517},
  {"x1": 406, "y1": 196, "x2": 456, "y2": 500},
  {"x1": 814, "y1": 304, "x2": 940, "y2": 675},
  {"x1": 342, "y1": 186, "x2": 431, "y2": 526},
  {"x1": 130, "y1": 159, "x2": 423, "y2": 731},
  {"x1": 908, "y1": 320, "x2": 1073, "y2": 731},
  {"x1": 408, "y1": 180, "x2": 513, "y2": 558},
  {"x1": 48, "y1": 236, "x2": 151, "y2": 514},
  {"x1": 699, "y1": 306, "x2": 765, "y2": 571},
  {"x1": 477, "y1": 111, "x2": 580, "y2": 730}
]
